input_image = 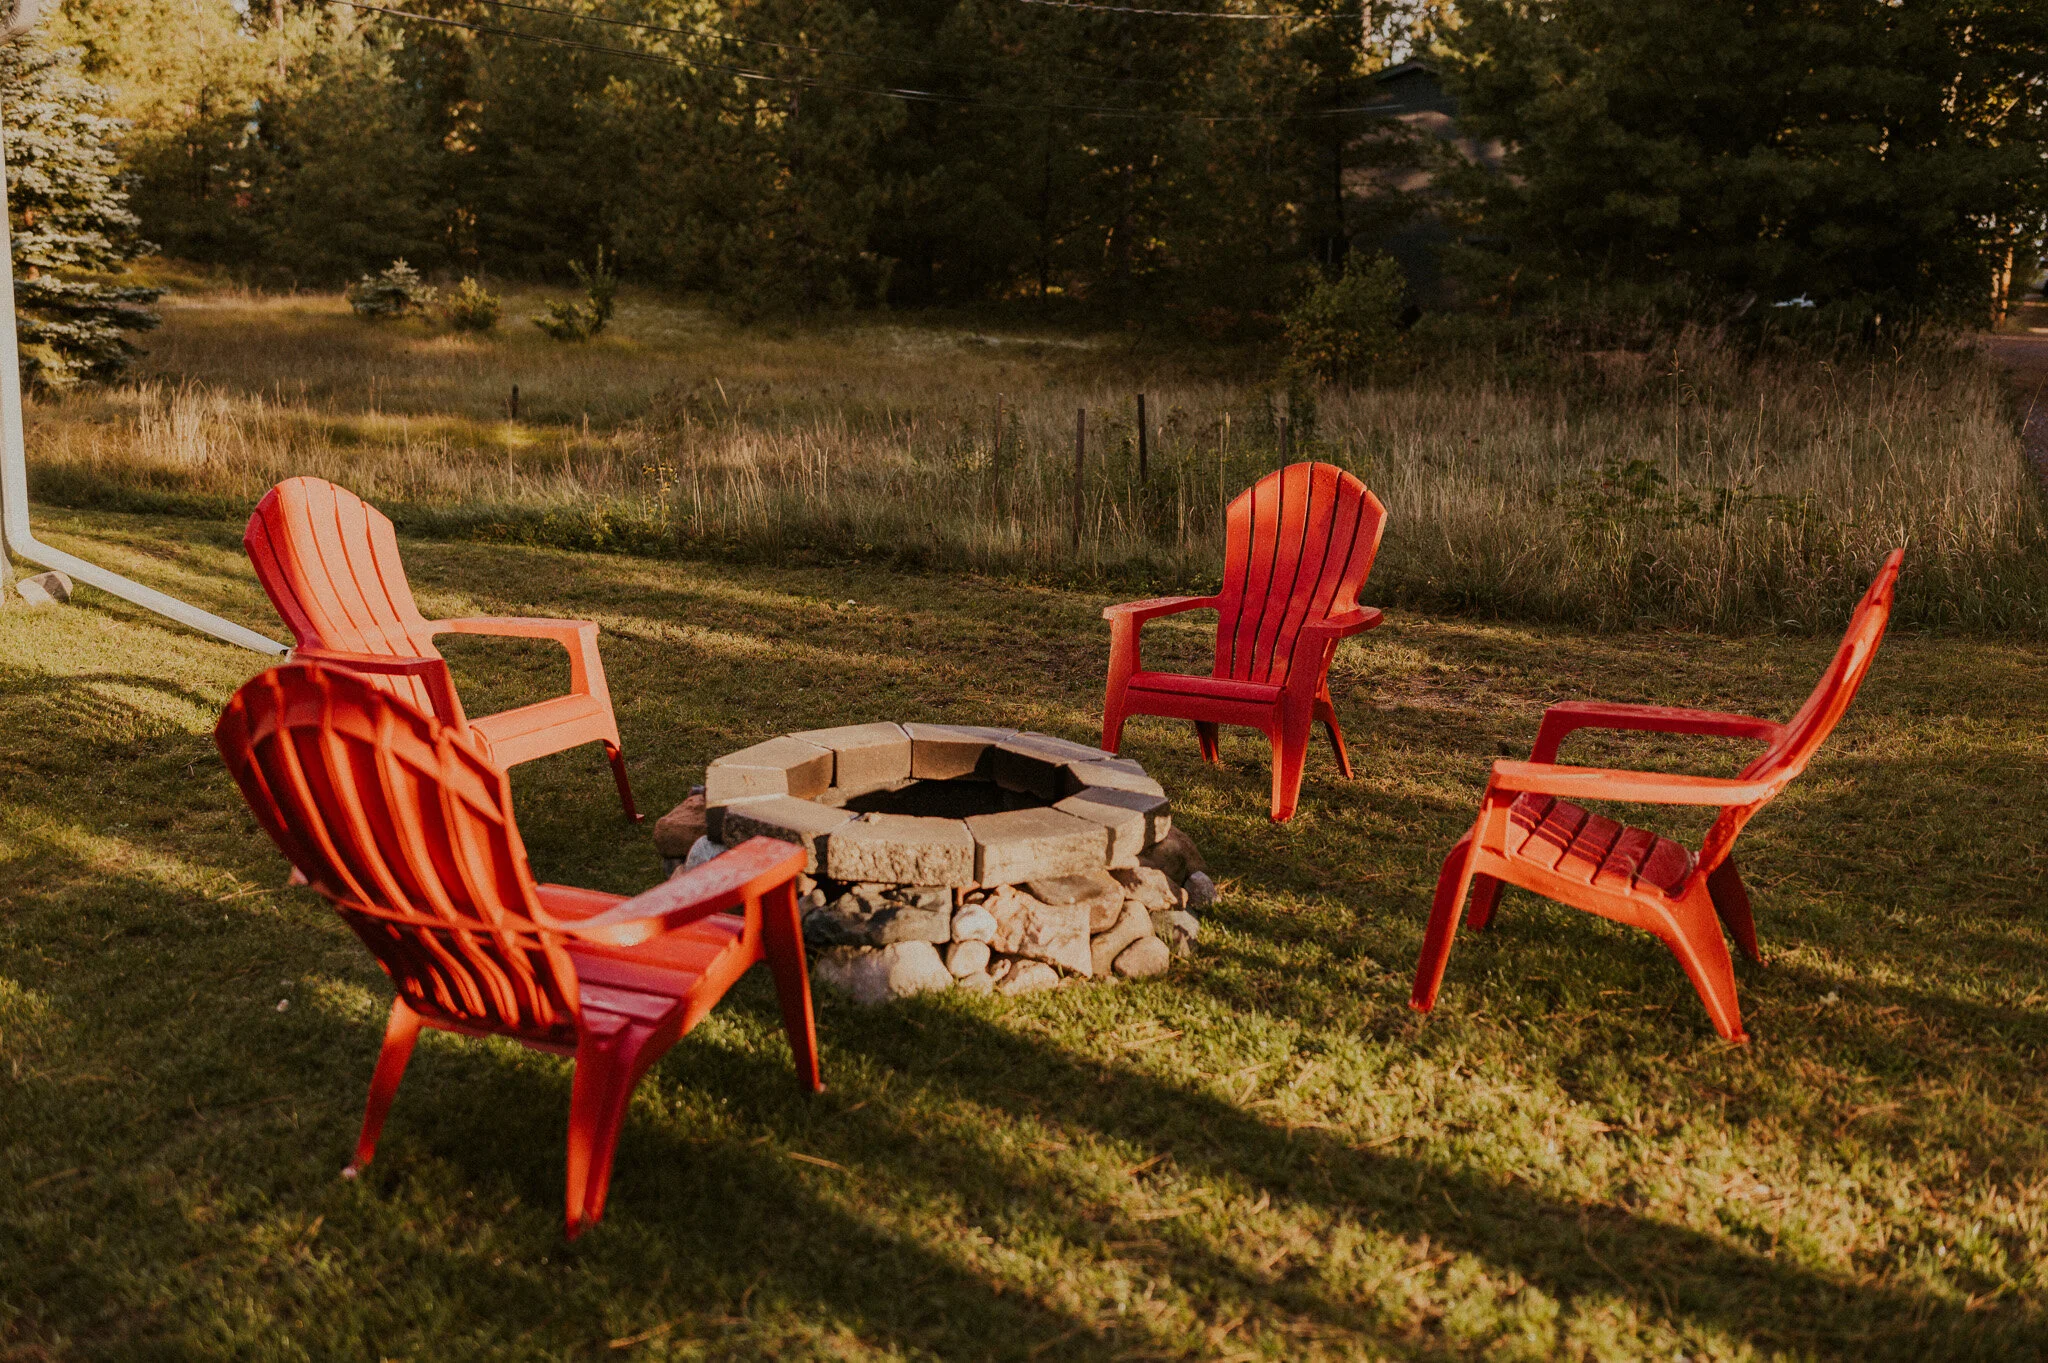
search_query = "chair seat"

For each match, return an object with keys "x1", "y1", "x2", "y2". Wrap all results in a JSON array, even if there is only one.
[
  {"x1": 1128, "y1": 671, "x2": 1284, "y2": 706},
  {"x1": 1504, "y1": 794, "x2": 1694, "y2": 896}
]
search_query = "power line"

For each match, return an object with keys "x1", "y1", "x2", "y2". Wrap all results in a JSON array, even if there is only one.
[
  {"x1": 458, "y1": 0, "x2": 1182, "y2": 89},
  {"x1": 339, "y1": 0, "x2": 1402, "y2": 122},
  {"x1": 342, "y1": 2, "x2": 951, "y2": 97},
  {"x1": 1012, "y1": 0, "x2": 1302, "y2": 18}
]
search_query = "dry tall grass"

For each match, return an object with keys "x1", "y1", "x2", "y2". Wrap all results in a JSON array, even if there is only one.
[{"x1": 27, "y1": 286, "x2": 2046, "y2": 632}]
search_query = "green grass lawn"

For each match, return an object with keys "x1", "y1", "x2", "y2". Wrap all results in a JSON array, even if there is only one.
[{"x1": 4, "y1": 508, "x2": 2046, "y2": 1360}]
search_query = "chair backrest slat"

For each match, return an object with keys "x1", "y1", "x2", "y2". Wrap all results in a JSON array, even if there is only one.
[
  {"x1": 1744, "y1": 550, "x2": 1903, "y2": 785},
  {"x1": 1698, "y1": 549, "x2": 1904, "y2": 871},
  {"x1": 245, "y1": 478, "x2": 442, "y2": 713},
  {"x1": 215, "y1": 664, "x2": 580, "y2": 1045},
  {"x1": 1215, "y1": 463, "x2": 1387, "y2": 686}
]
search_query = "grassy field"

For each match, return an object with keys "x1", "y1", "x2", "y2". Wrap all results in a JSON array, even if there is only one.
[
  {"x1": 4, "y1": 509, "x2": 2046, "y2": 1359},
  {"x1": 22, "y1": 280, "x2": 2048, "y2": 634}
]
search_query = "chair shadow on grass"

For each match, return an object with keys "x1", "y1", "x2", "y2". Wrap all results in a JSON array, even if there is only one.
[
  {"x1": 1, "y1": 843, "x2": 1133, "y2": 1361},
  {"x1": 720, "y1": 984, "x2": 2046, "y2": 1361},
  {"x1": 11, "y1": 553, "x2": 2047, "y2": 1356},
  {"x1": 20, "y1": 907, "x2": 2040, "y2": 1360},
  {"x1": 0, "y1": 665, "x2": 230, "y2": 736},
  {"x1": 369, "y1": 677, "x2": 2048, "y2": 1358}
]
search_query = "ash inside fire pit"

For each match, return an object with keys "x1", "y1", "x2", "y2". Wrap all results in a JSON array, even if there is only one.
[
  {"x1": 666, "y1": 721, "x2": 1218, "y2": 1001},
  {"x1": 833, "y1": 779, "x2": 1012, "y2": 819}
]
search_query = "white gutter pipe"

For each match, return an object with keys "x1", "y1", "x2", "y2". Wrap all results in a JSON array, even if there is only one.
[{"x1": 0, "y1": 0, "x2": 286, "y2": 653}]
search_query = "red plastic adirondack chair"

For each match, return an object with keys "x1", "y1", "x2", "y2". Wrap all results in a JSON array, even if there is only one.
[
  {"x1": 213, "y1": 662, "x2": 822, "y2": 1239},
  {"x1": 1410, "y1": 549, "x2": 1905, "y2": 1043},
  {"x1": 1101, "y1": 462, "x2": 1387, "y2": 822},
  {"x1": 245, "y1": 476, "x2": 641, "y2": 821}
]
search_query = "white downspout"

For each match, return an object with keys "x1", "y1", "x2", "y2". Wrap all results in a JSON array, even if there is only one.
[{"x1": 0, "y1": 2, "x2": 286, "y2": 655}]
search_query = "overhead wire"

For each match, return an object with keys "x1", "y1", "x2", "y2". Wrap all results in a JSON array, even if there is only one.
[
  {"x1": 459, "y1": 0, "x2": 1183, "y2": 89},
  {"x1": 1011, "y1": 0, "x2": 1303, "y2": 19},
  {"x1": 337, "y1": 0, "x2": 1406, "y2": 123}
]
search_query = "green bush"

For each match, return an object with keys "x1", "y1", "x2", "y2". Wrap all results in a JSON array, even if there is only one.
[
  {"x1": 532, "y1": 248, "x2": 617, "y2": 342},
  {"x1": 440, "y1": 277, "x2": 501, "y2": 332},
  {"x1": 1283, "y1": 252, "x2": 1407, "y2": 385},
  {"x1": 344, "y1": 259, "x2": 436, "y2": 319}
]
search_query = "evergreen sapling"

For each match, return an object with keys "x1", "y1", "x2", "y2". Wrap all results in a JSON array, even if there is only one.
[
  {"x1": 532, "y1": 247, "x2": 616, "y2": 341},
  {"x1": 2, "y1": 39, "x2": 161, "y2": 391},
  {"x1": 345, "y1": 258, "x2": 435, "y2": 319}
]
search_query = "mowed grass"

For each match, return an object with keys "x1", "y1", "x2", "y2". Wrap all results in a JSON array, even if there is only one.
[
  {"x1": 4, "y1": 510, "x2": 2047, "y2": 1360},
  {"x1": 24, "y1": 281, "x2": 2048, "y2": 634}
]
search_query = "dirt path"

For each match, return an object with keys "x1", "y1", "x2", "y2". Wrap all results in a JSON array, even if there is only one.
[{"x1": 1983, "y1": 322, "x2": 2048, "y2": 482}]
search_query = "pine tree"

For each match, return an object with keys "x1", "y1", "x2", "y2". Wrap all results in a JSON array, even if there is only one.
[
  {"x1": 1443, "y1": 0, "x2": 2048, "y2": 328},
  {"x1": 3, "y1": 36, "x2": 160, "y2": 389}
]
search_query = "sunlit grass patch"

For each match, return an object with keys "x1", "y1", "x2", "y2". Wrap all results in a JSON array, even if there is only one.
[{"x1": 3, "y1": 513, "x2": 2046, "y2": 1356}]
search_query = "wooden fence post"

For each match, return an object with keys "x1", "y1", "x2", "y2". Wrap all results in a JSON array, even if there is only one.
[
  {"x1": 992, "y1": 394, "x2": 1006, "y2": 518},
  {"x1": 1136, "y1": 392, "x2": 1148, "y2": 483},
  {"x1": 510, "y1": 384, "x2": 520, "y2": 421},
  {"x1": 1073, "y1": 407, "x2": 1086, "y2": 551}
]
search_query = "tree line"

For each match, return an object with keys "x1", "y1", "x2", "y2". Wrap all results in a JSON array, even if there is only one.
[
  {"x1": 48, "y1": 0, "x2": 1423, "y2": 321},
  {"x1": 6, "y1": 0, "x2": 2043, "y2": 379}
]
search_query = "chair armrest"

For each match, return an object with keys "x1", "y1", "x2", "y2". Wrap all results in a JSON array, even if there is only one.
[
  {"x1": 558, "y1": 837, "x2": 807, "y2": 946},
  {"x1": 1530, "y1": 700, "x2": 1783, "y2": 763},
  {"x1": 293, "y1": 649, "x2": 467, "y2": 731},
  {"x1": 428, "y1": 616, "x2": 605, "y2": 697},
  {"x1": 1276, "y1": 607, "x2": 1384, "y2": 695},
  {"x1": 431, "y1": 615, "x2": 598, "y2": 644},
  {"x1": 1298, "y1": 606, "x2": 1384, "y2": 642},
  {"x1": 1103, "y1": 596, "x2": 1221, "y2": 697},
  {"x1": 1101, "y1": 595, "x2": 1219, "y2": 625},
  {"x1": 1489, "y1": 759, "x2": 1775, "y2": 807},
  {"x1": 294, "y1": 647, "x2": 441, "y2": 674}
]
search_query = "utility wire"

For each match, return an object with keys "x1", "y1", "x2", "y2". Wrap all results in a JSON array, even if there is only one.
[
  {"x1": 1012, "y1": 0, "x2": 1303, "y2": 18},
  {"x1": 460, "y1": 0, "x2": 1181, "y2": 89},
  {"x1": 339, "y1": 0, "x2": 1404, "y2": 122}
]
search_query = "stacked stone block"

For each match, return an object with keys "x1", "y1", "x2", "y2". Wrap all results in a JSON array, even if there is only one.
[{"x1": 665, "y1": 722, "x2": 1212, "y2": 1002}]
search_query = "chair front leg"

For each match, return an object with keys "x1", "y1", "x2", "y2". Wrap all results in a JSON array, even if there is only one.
[
  {"x1": 1267, "y1": 677, "x2": 1327, "y2": 821},
  {"x1": 565, "y1": 1009, "x2": 675, "y2": 1239},
  {"x1": 1312, "y1": 690, "x2": 1352, "y2": 779},
  {"x1": 1265, "y1": 708, "x2": 1313, "y2": 823},
  {"x1": 1706, "y1": 858, "x2": 1763, "y2": 965},
  {"x1": 605, "y1": 742, "x2": 642, "y2": 823},
  {"x1": 759, "y1": 883, "x2": 824, "y2": 1094},
  {"x1": 1101, "y1": 619, "x2": 1142, "y2": 753},
  {"x1": 1648, "y1": 887, "x2": 1750, "y2": 1044},
  {"x1": 1411, "y1": 831, "x2": 1483, "y2": 1014},
  {"x1": 1465, "y1": 875, "x2": 1506, "y2": 930},
  {"x1": 345, "y1": 997, "x2": 421, "y2": 1177}
]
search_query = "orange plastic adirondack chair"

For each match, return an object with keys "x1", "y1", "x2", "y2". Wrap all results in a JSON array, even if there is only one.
[
  {"x1": 1410, "y1": 549, "x2": 1905, "y2": 1043},
  {"x1": 1101, "y1": 462, "x2": 1387, "y2": 822},
  {"x1": 213, "y1": 663, "x2": 823, "y2": 1239},
  {"x1": 245, "y1": 476, "x2": 641, "y2": 821}
]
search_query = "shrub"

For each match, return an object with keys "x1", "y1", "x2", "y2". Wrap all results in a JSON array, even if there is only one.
[
  {"x1": 345, "y1": 259, "x2": 436, "y2": 319},
  {"x1": 1283, "y1": 252, "x2": 1407, "y2": 385},
  {"x1": 532, "y1": 248, "x2": 618, "y2": 342},
  {"x1": 440, "y1": 277, "x2": 501, "y2": 332}
]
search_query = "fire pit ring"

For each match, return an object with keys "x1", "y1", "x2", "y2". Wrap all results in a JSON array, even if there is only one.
[
  {"x1": 689, "y1": 723, "x2": 1211, "y2": 1000},
  {"x1": 704, "y1": 723, "x2": 1171, "y2": 882}
]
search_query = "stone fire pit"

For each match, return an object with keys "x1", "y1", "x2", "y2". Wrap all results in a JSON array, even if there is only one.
[{"x1": 656, "y1": 723, "x2": 1216, "y2": 1002}]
